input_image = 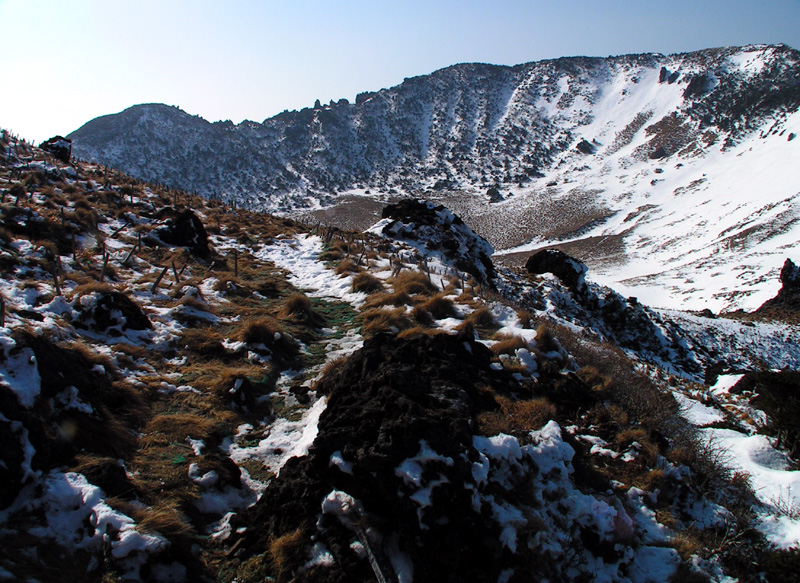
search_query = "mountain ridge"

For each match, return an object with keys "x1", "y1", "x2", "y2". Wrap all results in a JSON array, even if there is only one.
[{"x1": 68, "y1": 43, "x2": 800, "y2": 312}]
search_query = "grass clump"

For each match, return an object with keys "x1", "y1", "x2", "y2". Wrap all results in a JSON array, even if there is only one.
[
  {"x1": 389, "y1": 270, "x2": 437, "y2": 296},
  {"x1": 268, "y1": 527, "x2": 307, "y2": 582},
  {"x1": 351, "y1": 271, "x2": 384, "y2": 294},
  {"x1": 478, "y1": 395, "x2": 557, "y2": 437},
  {"x1": 360, "y1": 307, "x2": 412, "y2": 336}
]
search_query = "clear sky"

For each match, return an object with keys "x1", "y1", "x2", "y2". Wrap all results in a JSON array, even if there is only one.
[{"x1": 2, "y1": 0, "x2": 799, "y2": 143}]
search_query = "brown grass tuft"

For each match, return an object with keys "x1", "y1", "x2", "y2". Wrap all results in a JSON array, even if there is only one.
[
  {"x1": 490, "y1": 335, "x2": 528, "y2": 356},
  {"x1": 463, "y1": 306, "x2": 498, "y2": 330},
  {"x1": 351, "y1": 271, "x2": 385, "y2": 294},
  {"x1": 478, "y1": 396, "x2": 557, "y2": 436},
  {"x1": 364, "y1": 290, "x2": 414, "y2": 309},
  {"x1": 389, "y1": 270, "x2": 437, "y2": 296},
  {"x1": 417, "y1": 293, "x2": 457, "y2": 320},
  {"x1": 360, "y1": 307, "x2": 412, "y2": 335},
  {"x1": 269, "y1": 527, "x2": 307, "y2": 581}
]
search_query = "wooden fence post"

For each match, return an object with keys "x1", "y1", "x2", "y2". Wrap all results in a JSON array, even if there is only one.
[{"x1": 151, "y1": 267, "x2": 169, "y2": 294}]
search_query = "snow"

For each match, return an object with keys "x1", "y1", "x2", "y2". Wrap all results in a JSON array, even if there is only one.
[
  {"x1": 0, "y1": 332, "x2": 41, "y2": 407},
  {"x1": 225, "y1": 396, "x2": 327, "y2": 475},
  {"x1": 13, "y1": 470, "x2": 169, "y2": 575},
  {"x1": 254, "y1": 234, "x2": 367, "y2": 307},
  {"x1": 673, "y1": 393, "x2": 725, "y2": 426},
  {"x1": 329, "y1": 450, "x2": 354, "y2": 474}
]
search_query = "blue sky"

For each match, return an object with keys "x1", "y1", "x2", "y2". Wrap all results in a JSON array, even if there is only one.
[{"x1": 2, "y1": 0, "x2": 799, "y2": 143}]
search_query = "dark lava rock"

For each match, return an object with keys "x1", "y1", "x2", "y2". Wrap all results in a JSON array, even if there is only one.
[
  {"x1": 525, "y1": 249, "x2": 587, "y2": 290},
  {"x1": 74, "y1": 290, "x2": 152, "y2": 336},
  {"x1": 576, "y1": 139, "x2": 596, "y2": 155},
  {"x1": 40, "y1": 135, "x2": 72, "y2": 163},
  {"x1": 155, "y1": 209, "x2": 210, "y2": 257},
  {"x1": 756, "y1": 258, "x2": 800, "y2": 316},
  {"x1": 232, "y1": 330, "x2": 530, "y2": 583},
  {"x1": 683, "y1": 73, "x2": 712, "y2": 99},
  {"x1": 486, "y1": 186, "x2": 503, "y2": 203},
  {"x1": 649, "y1": 146, "x2": 669, "y2": 159},
  {"x1": 380, "y1": 199, "x2": 495, "y2": 284}
]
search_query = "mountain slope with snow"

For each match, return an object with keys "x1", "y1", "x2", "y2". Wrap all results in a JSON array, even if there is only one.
[{"x1": 69, "y1": 44, "x2": 800, "y2": 313}]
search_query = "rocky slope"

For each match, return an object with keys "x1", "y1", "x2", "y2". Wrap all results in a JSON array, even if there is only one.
[{"x1": 4, "y1": 132, "x2": 800, "y2": 582}]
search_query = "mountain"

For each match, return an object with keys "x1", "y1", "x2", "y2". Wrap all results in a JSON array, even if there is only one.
[
  {"x1": 69, "y1": 44, "x2": 800, "y2": 314},
  {"x1": 4, "y1": 132, "x2": 800, "y2": 582}
]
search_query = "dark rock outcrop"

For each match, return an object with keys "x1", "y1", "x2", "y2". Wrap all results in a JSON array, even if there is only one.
[
  {"x1": 0, "y1": 331, "x2": 147, "y2": 508},
  {"x1": 234, "y1": 330, "x2": 533, "y2": 583},
  {"x1": 756, "y1": 258, "x2": 800, "y2": 318},
  {"x1": 525, "y1": 249, "x2": 587, "y2": 290},
  {"x1": 39, "y1": 136, "x2": 72, "y2": 163},
  {"x1": 155, "y1": 209, "x2": 210, "y2": 257},
  {"x1": 576, "y1": 139, "x2": 596, "y2": 154},
  {"x1": 74, "y1": 290, "x2": 152, "y2": 336},
  {"x1": 380, "y1": 199, "x2": 496, "y2": 284}
]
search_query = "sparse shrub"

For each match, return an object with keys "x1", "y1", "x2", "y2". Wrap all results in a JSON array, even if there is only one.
[{"x1": 351, "y1": 271, "x2": 384, "y2": 294}]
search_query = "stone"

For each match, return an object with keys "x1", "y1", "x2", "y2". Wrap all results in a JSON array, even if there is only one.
[
  {"x1": 40, "y1": 136, "x2": 72, "y2": 163},
  {"x1": 155, "y1": 209, "x2": 211, "y2": 257},
  {"x1": 525, "y1": 249, "x2": 587, "y2": 290}
]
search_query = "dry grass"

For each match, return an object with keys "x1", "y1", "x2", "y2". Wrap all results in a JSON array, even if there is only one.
[
  {"x1": 135, "y1": 504, "x2": 194, "y2": 538},
  {"x1": 416, "y1": 293, "x2": 457, "y2": 320},
  {"x1": 478, "y1": 395, "x2": 557, "y2": 436},
  {"x1": 360, "y1": 307, "x2": 412, "y2": 335},
  {"x1": 397, "y1": 325, "x2": 451, "y2": 339},
  {"x1": 277, "y1": 292, "x2": 325, "y2": 328},
  {"x1": 335, "y1": 259, "x2": 361, "y2": 276},
  {"x1": 364, "y1": 290, "x2": 415, "y2": 308},
  {"x1": 490, "y1": 335, "x2": 529, "y2": 356},
  {"x1": 389, "y1": 270, "x2": 437, "y2": 296},
  {"x1": 180, "y1": 328, "x2": 228, "y2": 360},
  {"x1": 142, "y1": 412, "x2": 218, "y2": 444},
  {"x1": 269, "y1": 527, "x2": 307, "y2": 581},
  {"x1": 351, "y1": 271, "x2": 385, "y2": 294},
  {"x1": 463, "y1": 306, "x2": 498, "y2": 330}
]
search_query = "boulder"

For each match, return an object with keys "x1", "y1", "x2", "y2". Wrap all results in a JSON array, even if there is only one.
[
  {"x1": 525, "y1": 249, "x2": 587, "y2": 290},
  {"x1": 74, "y1": 290, "x2": 152, "y2": 336},
  {"x1": 378, "y1": 199, "x2": 496, "y2": 284},
  {"x1": 40, "y1": 136, "x2": 72, "y2": 163},
  {"x1": 155, "y1": 209, "x2": 210, "y2": 257},
  {"x1": 576, "y1": 139, "x2": 596, "y2": 155}
]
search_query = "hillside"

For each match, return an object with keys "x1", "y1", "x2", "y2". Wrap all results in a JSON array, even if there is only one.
[
  {"x1": 3, "y1": 131, "x2": 800, "y2": 581},
  {"x1": 68, "y1": 44, "x2": 800, "y2": 313}
]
